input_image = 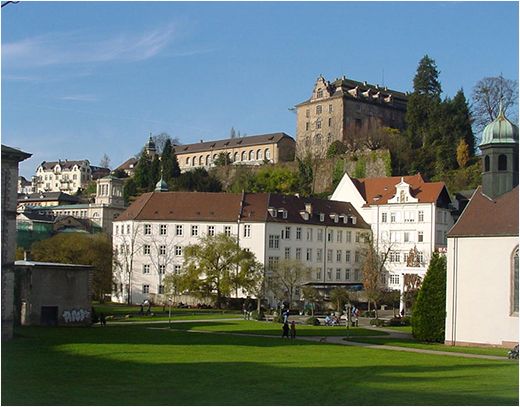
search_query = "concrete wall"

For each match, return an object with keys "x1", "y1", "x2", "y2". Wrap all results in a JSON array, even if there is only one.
[
  {"x1": 16, "y1": 264, "x2": 92, "y2": 326},
  {"x1": 446, "y1": 236, "x2": 518, "y2": 347}
]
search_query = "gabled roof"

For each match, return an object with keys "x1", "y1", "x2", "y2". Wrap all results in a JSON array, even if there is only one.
[
  {"x1": 351, "y1": 174, "x2": 450, "y2": 206},
  {"x1": 174, "y1": 133, "x2": 294, "y2": 155},
  {"x1": 115, "y1": 191, "x2": 370, "y2": 229},
  {"x1": 448, "y1": 186, "x2": 518, "y2": 238},
  {"x1": 115, "y1": 157, "x2": 138, "y2": 171},
  {"x1": 39, "y1": 160, "x2": 89, "y2": 170}
]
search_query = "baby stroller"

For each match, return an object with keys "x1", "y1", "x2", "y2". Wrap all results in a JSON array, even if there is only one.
[{"x1": 507, "y1": 345, "x2": 518, "y2": 360}]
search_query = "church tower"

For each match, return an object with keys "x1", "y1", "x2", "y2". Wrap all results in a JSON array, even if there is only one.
[{"x1": 479, "y1": 104, "x2": 519, "y2": 199}]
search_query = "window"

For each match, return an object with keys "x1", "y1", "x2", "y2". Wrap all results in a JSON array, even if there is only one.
[
  {"x1": 404, "y1": 211, "x2": 415, "y2": 223},
  {"x1": 354, "y1": 269, "x2": 360, "y2": 281},
  {"x1": 336, "y1": 268, "x2": 342, "y2": 280},
  {"x1": 191, "y1": 225, "x2": 198, "y2": 236},
  {"x1": 127, "y1": 225, "x2": 130, "y2": 234},
  {"x1": 295, "y1": 248, "x2": 302, "y2": 260},
  {"x1": 268, "y1": 235, "x2": 280, "y2": 249},
  {"x1": 355, "y1": 251, "x2": 360, "y2": 263},
  {"x1": 316, "y1": 119, "x2": 322, "y2": 129},
  {"x1": 355, "y1": 232, "x2": 360, "y2": 243},
  {"x1": 144, "y1": 224, "x2": 151, "y2": 235},
  {"x1": 243, "y1": 224, "x2": 251, "y2": 238},
  {"x1": 306, "y1": 228, "x2": 313, "y2": 241},
  {"x1": 498, "y1": 154, "x2": 507, "y2": 171},
  {"x1": 484, "y1": 155, "x2": 490, "y2": 172},
  {"x1": 346, "y1": 231, "x2": 352, "y2": 243},
  {"x1": 305, "y1": 109, "x2": 310, "y2": 118},
  {"x1": 317, "y1": 229, "x2": 323, "y2": 241},
  {"x1": 317, "y1": 89, "x2": 323, "y2": 98},
  {"x1": 316, "y1": 105, "x2": 322, "y2": 115},
  {"x1": 337, "y1": 231, "x2": 343, "y2": 243},
  {"x1": 316, "y1": 268, "x2": 322, "y2": 280},
  {"x1": 328, "y1": 117, "x2": 332, "y2": 127},
  {"x1": 160, "y1": 224, "x2": 167, "y2": 235},
  {"x1": 390, "y1": 251, "x2": 401, "y2": 263},
  {"x1": 174, "y1": 265, "x2": 181, "y2": 273},
  {"x1": 305, "y1": 122, "x2": 310, "y2": 131},
  {"x1": 418, "y1": 231, "x2": 424, "y2": 242},
  {"x1": 143, "y1": 284, "x2": 150, "y2": 294},
  {"x1": 159, "y1": 245, "x2": 166, "y2": 255},
  {"x1": 249, "y1": 150, "x2": 254, "y2": 161},
  {"x1": 306, "y1": 248, "x2": 313, "y2": 262},
  {"x1": 257, "y1": 149, "x2": 262, "y2": 160},
  {"x1": 316, "y1": 249, "x2": 323, "y2": 262},
  {"x1": 241, "y1": 151, "x2": 247, "y2": 161},
  {"x1": 327, "y1": 249, "x2": 333, "y2": 262},
  {"x1": 418, "y1": 211, "x2": 424, "y2": 222},
  {"x1": 404, "y1": 232, "x2": 410, "y2": 243},
  {"x1": 176, "y1": 225, "x2": 183, "y2": 236},
  {"x1": 158, "y1": 285, "x2": 165, "y2": 294},
  {"x1": 208, "y1": 226, "x2": 215, "y2": 236},
  {"x1": 222, "y1": 226, "x2": 231, "y2": 236},
  {"x1": 345, "y1": 250, "x2": 351, "y2": 263},
  {"x1": 513, "y1": 248, "x2": 519, "y2": 314},
  {"x1": 296, "y1": 227, "x2": 302, "y2": 240},
  {"x1": 282, "y1": 226, "x2": 291, "y2": 240},
  {"x1": 284, "y1": 247, "x2": 291, "y2": 260},
  {"x1": 115, "y1": 225, "x2": 119, "y2": 235},
  {"x1": 159, "y1": 265, "x2": 166, "y2": 274},
  {"x1": 346, "y1": 269, "x2": 351, "y2": 280},
  {"x1": 390, "y1": 213, "x2": 396, "y2": 223},
  {"x1": 327, "y1": 230, "x2": 333, "y2": 242},
  {"x1": 175, "y1": 246, "x2": 182, "y2": 256},
  {"x1": 327, "y1": 268, "x2": 332, "y2": 280},
  {"x1": 265, "y1": 149, "x2": 271, "y2": 160},
  {"x1": 267, "y1": 256, "x2": 279, "y2": 270},
  {"x1": 143, "y1": 264, "x2": 150, "y2": 274},
  {"x1": 389, "y1": 274, "x2": 400, "y2": 285},
  {"x1": 144, "y1": 245, "x2": 151, "y2": 255},
  {"x1": 336, "y1": 250, "x2": 342, "y2": 262}
]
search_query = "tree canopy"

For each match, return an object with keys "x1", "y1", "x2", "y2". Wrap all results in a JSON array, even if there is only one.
[{"x1": 268, "y1": 259, "x2": 311, "y2": 308}]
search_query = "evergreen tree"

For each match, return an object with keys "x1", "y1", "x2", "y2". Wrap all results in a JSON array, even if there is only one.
[
  {"x1": 412, "y1": 252, "x2": 447, "y2": 342},
  {"x1": 123, "y1": 177, "x2": 137, "y2": 204},
  {"x1": 161, "y1": 138, "x2": 181, "y2": 183},
  {"x1": 133, "y1": 152, "x2": 152, "y2": 190},
  {"x1": 149, "y1": 155, "x2": 161, "y2": 190},
  {"x1": 413, "y1": 55, "x2": 442, "y2": 97}
]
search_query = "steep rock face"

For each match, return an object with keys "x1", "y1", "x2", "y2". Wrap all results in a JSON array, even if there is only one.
[{"x1": 212, "y1": 149, "x2": 391, "y2": 195}]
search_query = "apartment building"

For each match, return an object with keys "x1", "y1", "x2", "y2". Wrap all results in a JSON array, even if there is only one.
[
  {"x1": 332, "y1": 172, "x2": 453, "y2": 311},
  {"x1": 112, "y1": 189, "x2": 370, "y2": 305}
]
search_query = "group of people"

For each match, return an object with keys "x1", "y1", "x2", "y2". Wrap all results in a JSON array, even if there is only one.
[
  {"x1": 282, "y1": 320, "x2": 296, "y2": 339},
  {"x1": 242, "y1": 302, "x2": 254, "y2": 320}
]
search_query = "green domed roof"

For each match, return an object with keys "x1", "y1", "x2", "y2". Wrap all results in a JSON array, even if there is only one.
[
  {"x1": 480, "y1": 106, "x2": 519, "y2": 147},
  {"x1": 154, "y1": 177, "x2": 168, "y2": 192}
]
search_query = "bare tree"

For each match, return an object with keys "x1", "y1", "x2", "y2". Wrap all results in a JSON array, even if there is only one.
[
  {"x1": 99, "y1": 153, "x2": 111, "y2": 169},
  {"x1": 472, "y1": 75, "x2": 518, "y2": 131},
  {"x1": 113, "y1": 223, "x2": 143, "y2": 304},
  {"x1": 301, "y1": 286, "x2": 322, "y2": 316},
  {"x1": 268, "y1": 259, "x2": 311, "y2": 308}
]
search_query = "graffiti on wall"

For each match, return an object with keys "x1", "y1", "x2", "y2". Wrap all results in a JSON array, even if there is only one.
[{"x1": 62, "y1": 308, "x2": 90, "y2": 323}]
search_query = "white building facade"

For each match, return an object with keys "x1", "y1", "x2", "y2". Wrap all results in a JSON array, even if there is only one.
[
  {"x1": 331, "y1": 172, "x2": 453, "y2": 311},
  {"x1": 112, "y1": 191, "x2": 370, "y2": 305}
]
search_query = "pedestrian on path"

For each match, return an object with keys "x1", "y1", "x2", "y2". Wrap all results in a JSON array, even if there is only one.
[
  {"x1": 282, "y1": 322, "x2": 289, "y2": 338},
  {"x1": 290, "y1": 321, "x2": 296, "y2": 339}
]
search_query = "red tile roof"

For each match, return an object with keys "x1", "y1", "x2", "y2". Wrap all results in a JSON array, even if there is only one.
[
  {"x1": 116, "y1": 191, "x2": 370, "y2": 229},
  {"x1": 351, "y1": 173, "x2": 450, "y2": 206},
  {"x1": 448, "y1": 186, "x2": 519, "y2": 237}
]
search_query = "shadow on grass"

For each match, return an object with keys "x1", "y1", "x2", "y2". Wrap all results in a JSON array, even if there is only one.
[{"x1": 3, "y1": 326, "x2": 518, "y2": 406}]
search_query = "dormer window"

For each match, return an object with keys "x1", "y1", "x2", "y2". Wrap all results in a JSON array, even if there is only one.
[
  {"x1": 282, "y1": 210, "x2": 288, "y2": 219},
  {"x1": 300, "y1": 211, "x2": 309, "y2": 221},
  {"x1": 268, "y1": 207, "x2": 277, "y2": 217},
  {"x1": 317, "y1": 89, "x2": 323, "y2": 98},
  {"x1": 342, "y1": 214, "x2": 348, "y2": 224},
  {"x1": 319, "y1": 213, "x2": 325, "y2": 222},
  {"x1": 352, "y1": 216, "x2": 357, "y2": 225}
]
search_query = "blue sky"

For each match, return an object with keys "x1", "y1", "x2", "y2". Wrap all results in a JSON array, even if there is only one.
[{"x1": 2, "y1": 1, "x2": 518, "y2": 178}]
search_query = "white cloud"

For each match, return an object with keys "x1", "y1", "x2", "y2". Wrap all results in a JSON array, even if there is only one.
[
  {"x1": 59, "y1": 94, "x2": 98, "y2": 102},
  {"x1": 2, "y1": 24, "x2": 177, "y2": 68}
]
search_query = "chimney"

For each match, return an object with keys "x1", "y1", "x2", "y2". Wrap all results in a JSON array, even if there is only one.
[
  {"x1": 305, "y1": 202, "x2": 312, "y2": 214},
  {"x1": 200, "y1": 140, "x2": 204, "y2": 143}
]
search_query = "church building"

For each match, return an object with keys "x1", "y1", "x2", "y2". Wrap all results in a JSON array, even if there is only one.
[{"x1": 445, "y1": 105, "x2": 518, "y2": 348}]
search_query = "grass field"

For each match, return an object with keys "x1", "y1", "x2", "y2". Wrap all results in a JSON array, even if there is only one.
[{"x1": 2, "y1": 320, "x2": 518, "y2": 405}]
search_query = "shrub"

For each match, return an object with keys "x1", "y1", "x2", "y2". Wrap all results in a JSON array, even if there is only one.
[
  {"x1": 306, "y1": 317, "x2": 320, "y2": 326},
  {"x1": 251, "y1": 310, "x2": 265, "y2": 321},
  {"x1": 362, "y1": 310, "x2": 376, "y2": 318},
  {"x1": 387, "y1": 317, "x2": 411, "y2": 327},
  {"x1": 369, "y1": 318, "x2": 385, "y2": 327},
  {"x1": 412, "y1": 252, "x2": 447, "y2": 342}
]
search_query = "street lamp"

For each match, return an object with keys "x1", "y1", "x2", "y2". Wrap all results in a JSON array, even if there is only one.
[{"x1": 345, "y1": 301, "x2": 352, "y2": 338}]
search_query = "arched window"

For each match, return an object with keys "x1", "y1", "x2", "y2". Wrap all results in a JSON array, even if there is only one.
[
  {"x1": 257, "y1": 149, "x2": 262, "y2": 160},
  {"x1": 234, "y1": 152, "x2": 239, "y2": 162},
  {"x1": 484, "y1": 155, "x2": 490, "y2": 172},
  {"x1": 249, "y1": 150, "x2": 254, "y2": 161},
  {"x1": 191, "y1": 157, "x2": 196, "y2": 166},
  {"x1": 206, "y1": 155, "x2": 210, "y2": 166},
  {"x1": 265, "y1": 148, "x2": 270, "y2": 160},
  {"x1": 199, "y1": 156, "x2": 203, "y2": 165},
  {"x1": 185, "y1": 157, "x2": 190, "y2": 166},
  {"x1": 213, "y1": 154, "x2": 218, "y2": 161},
  {"x1": 315, "y1": 134, "x2": 322, "y2": 145},
  {"x1": 498, "y1": 154, "x2": 507, "y2": 171},
  {"x1": 241, "y1": 151, "x2": 247, "y2": 161},
  {"x1": 512, "y1": 247, "x2": 519, "y2": 314}
]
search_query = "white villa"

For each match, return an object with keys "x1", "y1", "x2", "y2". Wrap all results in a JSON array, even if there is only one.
[
  {"x1": 331, "y1": 172, "x2": 453, "y2": 311},
  {"x1": 112, "y1": 184, "x2": 370, "y2": 305}
]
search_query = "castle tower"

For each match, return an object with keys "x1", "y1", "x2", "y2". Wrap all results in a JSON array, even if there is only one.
[
  {"x1": 479, "y1": 104, "x2": 519, "y2": 199},
  {"x1": 95, "y1": 176, "x2": 125, "y2": 207},
  {"x1": 145, "y1": 134, "x2": 157, "y2": 158}
]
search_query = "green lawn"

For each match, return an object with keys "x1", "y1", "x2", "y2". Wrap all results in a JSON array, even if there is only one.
[
  {"x1": 383, "y1": 325, "x2": 413, "y2": 333},
  {"x1": 167, "y1": 319, "x2": 388, "y2": 337},
  {"x1": 2, "y1": 324, "x2": 518, "y2": 405},
  {"x1": 344, "y1": 337, "x2": 512, "y2": 357}
]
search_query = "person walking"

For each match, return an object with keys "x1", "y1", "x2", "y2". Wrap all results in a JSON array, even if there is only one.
[
  {"x1": 290, "y1": 321, "x2": 296, "y2": 339},
  {"x1": 282, "y1": 322, "x2": 290, "y2": 338}
]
